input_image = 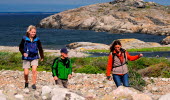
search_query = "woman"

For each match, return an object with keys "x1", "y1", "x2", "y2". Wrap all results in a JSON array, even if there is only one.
[
  {"x1": 106, "y1": 40, "x2": 143, "y2": 87},
  {"x1": 19, "y1": 25, "x2": 44, "y2": 89}
]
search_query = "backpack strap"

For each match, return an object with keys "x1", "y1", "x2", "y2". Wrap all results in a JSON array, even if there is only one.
[
  {"x1": 121, "y1": 48, "x2": 128, "y2": 64},
  {"x1": 111, "y1": 52, "x2": 116, "y2": 69}
]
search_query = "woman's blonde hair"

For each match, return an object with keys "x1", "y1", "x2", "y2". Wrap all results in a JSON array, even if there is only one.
[{"x1": 26, "y1": 25, "x2": 36, "y2": 37}]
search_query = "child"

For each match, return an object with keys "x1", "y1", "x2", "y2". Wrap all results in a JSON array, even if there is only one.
[
  {"x1": 52, "y1": 48, "x2": 72, "y2": 88},
  {"x1": 19, "y1": 25, "x2": 44, "y2": 89}
]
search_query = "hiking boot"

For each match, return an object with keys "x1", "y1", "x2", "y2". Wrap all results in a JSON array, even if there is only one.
[
  {"x1": 25, "y1": 83, "x2": 29, "y2": 88},
  {"x1": 32, "y1": 84, "x2": 36, "y2": 90}
]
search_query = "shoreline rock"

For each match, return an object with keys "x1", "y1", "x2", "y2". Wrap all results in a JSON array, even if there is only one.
[
  {"x1": 161, "y1": 36, "x2": 170, "y2": 45},
  {"x1": 39, "y1": 0, "x2": 170, "y2": 35}
]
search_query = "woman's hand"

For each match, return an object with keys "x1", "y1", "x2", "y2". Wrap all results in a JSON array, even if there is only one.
[
  {"x1": 139, "y1": 54, "x2": 143, "y2": 57},
  {"x1": 107, "y1": 76, "x2": 112, "y2": 81},
  {"x1": 23, "y1": 53, "x2": 28, "y2": 57}
]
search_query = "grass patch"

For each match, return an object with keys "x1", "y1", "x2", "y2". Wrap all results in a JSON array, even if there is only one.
[
  {"x1": 85, "y1": 50, "x2": 109, "y2": 53},
  {"x1": 127, "y1": 47, "x2": 170, "y2": 52},
  {"x1": 84, "y1": 47, "x2": 170, "y2": 53}
]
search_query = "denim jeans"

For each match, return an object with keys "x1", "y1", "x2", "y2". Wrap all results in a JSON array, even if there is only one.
[{"x1": 112, "y1": 73, "x2": 129, "y2": 87}]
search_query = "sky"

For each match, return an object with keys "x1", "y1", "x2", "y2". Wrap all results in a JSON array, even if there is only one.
[{"x1": 0, "y1": 0, "x2": 170, "y2": 12}]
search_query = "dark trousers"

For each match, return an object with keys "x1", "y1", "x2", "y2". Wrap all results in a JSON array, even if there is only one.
[
  {"x1": 55, "y1": 79, "x2": 68, "y2": 88},
  {"x1": 112, "y1": 73, "x2": 129, "y2": 87}
]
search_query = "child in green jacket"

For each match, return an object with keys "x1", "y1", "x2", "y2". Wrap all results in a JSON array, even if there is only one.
[{"x1": 51, "y1": 48, "x2": 72, "y2": 88}]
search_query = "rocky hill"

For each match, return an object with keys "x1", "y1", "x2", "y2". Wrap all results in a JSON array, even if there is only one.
[{"x1": 39, "y1": 0, "x2": 170, "y2": 35}]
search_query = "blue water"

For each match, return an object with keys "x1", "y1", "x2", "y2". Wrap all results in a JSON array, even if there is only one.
[{"x1": 0, "y1": 13, "x2": 166, "y2": 49}]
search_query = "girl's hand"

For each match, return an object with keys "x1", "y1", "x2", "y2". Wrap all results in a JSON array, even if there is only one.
[
  {"x1": 23, "y1": 53, "x2": 28, "y2": 57},
  {"x1": 40, "y1": 59, "x2": 44, "y2": 62},
  {"x1": 139, "y1": 54, "x2": 143, "y2": 57}
]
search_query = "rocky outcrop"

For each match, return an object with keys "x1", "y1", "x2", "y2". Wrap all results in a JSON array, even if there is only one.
[
  {"x1": 117, "y1": 38, "x2": 162, "y2": 49},
  {"x1": 161, "y1": 36, "x2": 170, "y2": 45},
  {"x1": 66, "y1": 42, "x2": 109, "y2": 51},
  {"x1": 66, "y1": 39, "x2": 162, "y2": 51},
  {"x1": 39, "y1": 0, "x2": 170, "y2": 35},
  {"x1": 110, "y1": 0, "x2": 146, "y2": 8},
  {"x1": 102, "y1": 86, "x2": 152, "y2": 100}
]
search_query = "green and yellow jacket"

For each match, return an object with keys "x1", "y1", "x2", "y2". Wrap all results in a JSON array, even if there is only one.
[{"x1": 51, "y1": 57, "x2": 72, "y2": 80}]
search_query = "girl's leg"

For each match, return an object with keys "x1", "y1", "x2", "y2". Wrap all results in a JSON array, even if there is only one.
[
  {"x1": 122, "y1": 73, "x2": 129, "y2": 87},
  {"x1": 32, "y1": 65, "x2": 37, "y2": 85},
  {"x1": 24, "y1": 68, "x2": 29, "y2": 83},
  {"x1": 112, "y1": 74, "x2": 122, "y2": 87}
]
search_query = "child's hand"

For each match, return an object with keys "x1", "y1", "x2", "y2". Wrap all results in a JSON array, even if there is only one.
[
  {"x1": 54, "y1": 76, "x2": 58, "y2": 80},
  {"x1": 68, "y1": 74, "x2": 72, "y2": 79}
]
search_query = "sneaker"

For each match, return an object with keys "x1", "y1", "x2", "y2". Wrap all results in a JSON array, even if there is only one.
[
  {"x1": 25, "y1": 83, "x2": 29, "y2": 88},
  {"x1": 32, "y1": 84, "x2": 36, "y2": 90}
]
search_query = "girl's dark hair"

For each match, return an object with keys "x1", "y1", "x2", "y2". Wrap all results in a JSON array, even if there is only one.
[{"x1": 110, "y1": 40, "x2": 122, "y2": 52}]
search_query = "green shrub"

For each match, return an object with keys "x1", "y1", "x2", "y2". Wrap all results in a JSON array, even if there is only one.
[
  {"x1": 1, "y1": 52, "x2": 170, "y2": 90},
  {"x1": 74, "y1": 65, "x2": 103, "y2": 74},
  {"x1": 138, "y1": 62, "x2": 170, "y2": 78},
  {"x1": 129, "y1": 70, "x2": 146, "y2": 91}
]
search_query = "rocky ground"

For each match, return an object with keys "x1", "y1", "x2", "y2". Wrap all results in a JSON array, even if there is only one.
[
  {"x1": 0, "y1": 70, "x2": 170, "y2": 100},
  {"x1": 39, "y1": 0, "x2": 170, "y2": 36}
]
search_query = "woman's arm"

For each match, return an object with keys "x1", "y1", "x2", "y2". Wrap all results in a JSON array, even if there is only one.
[
  {"x1": 126, "y1": 52, "x2": 142, "y2": 61},
  {"x1": 106, "y1": 53, "x2": 113, "y2": 77},
  {"x1": 19, "y1": 39, "x2": 25, "y2": 55},
  {"x1": 37, "y1": 40, "x2": 44, "y2": 59}
]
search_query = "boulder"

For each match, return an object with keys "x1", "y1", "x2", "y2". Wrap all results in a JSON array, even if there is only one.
[
  {"x1": 116, "y1": 38, "x2": 161, "y2": 49},
  {"x1": 40, "y1": 85, "x2": 85, "y2": 100},
  {"x1": 41, "y1": 86, "x2": 52, "y2": 98},
  {"x1": 66, "y1": 42, "x2": 109, "y2": 50},
  {"x1": 51, "y1": 85, "x2": 85, "y2": 100},
  {"x1": 0, "y1": 90, "x2": 6, "y2": 100},
  {"x1": 159, "y1": 93, "x2": 170, "y2": 100},
  {"x1": 101, "y1": 86, "x2": 152, "y2": 100}
]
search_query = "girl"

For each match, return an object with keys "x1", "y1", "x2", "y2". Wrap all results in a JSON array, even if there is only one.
[
  {"x1": 19, "y1": 25, "x2": 44, "y2": 89},
  {"x1": 106, "y1": 40, "x2": 143, "y2": 87}
]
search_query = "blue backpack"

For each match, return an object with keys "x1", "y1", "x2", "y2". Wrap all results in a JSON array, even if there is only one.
[{"x1": 22, "y1": 36, "x2": 39, "y2": 60}]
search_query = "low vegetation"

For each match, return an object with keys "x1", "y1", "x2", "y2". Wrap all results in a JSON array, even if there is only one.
[
  {"x1": 85, "y1": 47, "x2": 170, "y2": 53},
  {"x1": 0, "y1": 52, "x2": 170, "y2": 90}
]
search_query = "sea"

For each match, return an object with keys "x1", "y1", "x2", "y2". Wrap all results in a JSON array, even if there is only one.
[{"x1": 0, "y1": 12, "x2": 166, "y2": 50}]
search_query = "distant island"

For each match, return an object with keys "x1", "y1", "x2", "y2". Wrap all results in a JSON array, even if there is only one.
[{"x1": 39, "y1": 0, "x2": 170, "y2": 36}]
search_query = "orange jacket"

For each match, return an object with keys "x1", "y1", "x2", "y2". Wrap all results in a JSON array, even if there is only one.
[{"x1": 106, "y1": 51, "x2": 140, "y2": 76}]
